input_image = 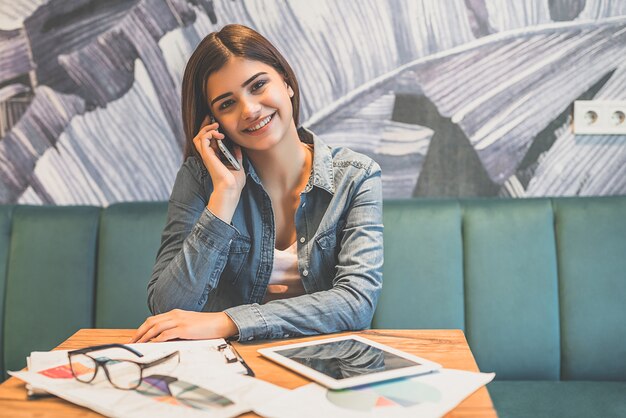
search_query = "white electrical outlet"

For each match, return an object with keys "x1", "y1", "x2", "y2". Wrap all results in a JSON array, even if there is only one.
[{"x1": 573, "y1": 100, "x2": 626, "y2": 135}]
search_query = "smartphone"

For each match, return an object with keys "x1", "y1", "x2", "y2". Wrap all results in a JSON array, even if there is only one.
[{"x1": 210, "y1": 115, "x2": 241, "y2": 171}]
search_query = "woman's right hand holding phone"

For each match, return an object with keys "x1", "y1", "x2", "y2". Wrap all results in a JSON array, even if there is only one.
[{"x1": 193, "y1": 116, "x2": 245, "y2": 223}]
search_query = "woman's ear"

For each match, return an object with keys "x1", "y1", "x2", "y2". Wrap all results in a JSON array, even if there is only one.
[{"x1": 283, "y1": 79, "x2": 294, "y2": 98}]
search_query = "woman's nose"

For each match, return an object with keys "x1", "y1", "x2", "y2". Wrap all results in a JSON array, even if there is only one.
[{"x1": 241, "y1": 97, "x2": 261, "y2": 120}]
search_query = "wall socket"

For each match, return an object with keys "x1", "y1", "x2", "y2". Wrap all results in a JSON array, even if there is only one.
[{"x1": 573, "y1": 100, "x2": 626, "y2": 135}]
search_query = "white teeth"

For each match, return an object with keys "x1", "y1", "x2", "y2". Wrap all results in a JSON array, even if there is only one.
[{"x1": 246, "y1": 114, "x2": 272, "y2": 132}]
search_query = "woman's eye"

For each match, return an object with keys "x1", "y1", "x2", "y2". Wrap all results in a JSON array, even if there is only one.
[
  {"x1": 219, "y1": 99, "x2": 234, "y2": 110},
  {"x1": 251, "y1": 80, "x2": 267, "y2": 92}
]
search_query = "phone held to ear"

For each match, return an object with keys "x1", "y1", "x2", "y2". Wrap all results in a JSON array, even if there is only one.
[
  {"x1": 217, "y1": 137, "x2": 241, "y2": 171},
  {"x1": 210, "y1": 115, "x2": 241, "y2": 171}
]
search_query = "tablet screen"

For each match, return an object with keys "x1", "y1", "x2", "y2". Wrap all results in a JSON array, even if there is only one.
[{"x1": 273, "y1": 338, "x2": 421, "y2": 380}]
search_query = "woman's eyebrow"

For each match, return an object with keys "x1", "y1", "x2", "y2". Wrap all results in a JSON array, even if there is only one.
[{"x1": 210, "y1": 72, "x2": 268, "y2": 106}]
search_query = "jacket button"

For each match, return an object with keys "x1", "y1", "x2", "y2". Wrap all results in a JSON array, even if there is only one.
[
  {"x1": 302, "y1": 269, "x2": 309, "y2": 276},
  {"x1": 299, "y1": 237, "x2": 305, "y2": 243}
]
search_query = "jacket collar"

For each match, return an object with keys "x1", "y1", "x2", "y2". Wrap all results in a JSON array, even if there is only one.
[{"x1": 244, "y1": 127, "x2": 335, "y2": 195}]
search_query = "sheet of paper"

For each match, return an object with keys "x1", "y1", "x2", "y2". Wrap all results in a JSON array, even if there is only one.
[
  {"x1": 25, "y1": 355, "x2": 51, "y2": 398},
  {"x1": 255, "y1": 368, "x2": 495, "y2": 418},
  {"x1": 11, "y1": 339, "x2": 287, "y2": 418}
]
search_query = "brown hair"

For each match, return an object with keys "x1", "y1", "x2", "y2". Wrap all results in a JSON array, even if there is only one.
[{"x1": 181, "y1": 24, "x2": 301, "y2": 159}]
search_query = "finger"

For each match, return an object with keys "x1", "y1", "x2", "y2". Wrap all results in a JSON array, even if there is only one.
[
  {"x1": 194, "y1": 132, "x2": 221, "y2": 157},
  {"x1": 131, "y1": 310, "x2": 177, "y2": 341},
  {"x1": 209, "y1": 129, "x2": 225, "y2": 140},
  {"x1": 208, "y1": 137, "x2": 219, "y2": 154},
  {"x1": 193, "y1": 135, "x2": 202, "y2": 155},
  {"x1": 202, "y1": 142, "x2": 225, "y2": 167},
  {"x1": 202, "y1": 135, "x2": 229, "y2": 159},
  {"x1": 195, "y1": 129, "x2": 224, "y2": 148},
  {"x1": 152, "y1": 328, "x2": 180, "y2": 342},
  {"x1": 193, "y1": 135, "x2": 206, "y2": 156},
  {"x1": 137, "y1": 323, "x2": 169, "y2": 344},
  {"x1": 137, "y1": 320, "x2": 176, "y2": 344},
  {"x1": 199, "y1": 122, "x2": 219, "y2": 134},
  {"x1": 130, "y1": 317, "x2": 157, "y2": 343}
]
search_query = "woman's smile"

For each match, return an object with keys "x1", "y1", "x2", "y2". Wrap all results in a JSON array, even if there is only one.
[{"x1": 242, "y1": 112, "x2": 276, "y2": 136}]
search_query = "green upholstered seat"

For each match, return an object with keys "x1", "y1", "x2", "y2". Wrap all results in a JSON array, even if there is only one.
[
  {"x1": 95, "y1": 202, "x2": 168, "y2": 328},
  {"x1": 462, "y1": 199, "x2": 560, "y2": 380},
  {"x1": 554, "y1": 197, "x2": 626, "y2": 381},
  {"x1": 3, "y1": 206, "x2": 100, "y2": 375},
  {"x1": 489, "y1": 381, "x2": 626, "y2": 418},
  {"x1": 372, "y1": 199, "x2": 464, "y2": 330},
  {"x1": 0, "y1": 206, "x2": 14, "y2": 378}
]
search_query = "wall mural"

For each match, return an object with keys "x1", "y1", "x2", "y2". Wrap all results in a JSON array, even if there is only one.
[{"x1": 1, "y1": 0, "x2": 626, "y2": 205}]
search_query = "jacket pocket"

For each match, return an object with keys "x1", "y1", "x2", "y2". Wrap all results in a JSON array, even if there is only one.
[
  {"x1": 313, "y1": 226, "x2": 341, "y2": 286},
  {"x1": 222, "y1": 234, "x2": 252, "y2": 285}
]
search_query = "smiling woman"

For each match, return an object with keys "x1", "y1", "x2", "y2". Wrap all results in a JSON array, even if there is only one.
[{"x1": 131, "y1": 24, "x2": 383, "y2": 344}]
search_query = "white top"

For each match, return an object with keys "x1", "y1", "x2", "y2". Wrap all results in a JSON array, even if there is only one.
[{"x1": 263, "y1": 241, "x2": 305, "y2": 303}]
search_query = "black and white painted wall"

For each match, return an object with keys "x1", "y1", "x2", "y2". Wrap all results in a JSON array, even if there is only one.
[{"x1": 1, "y1": 0, "x2": 625, "y2": 205}]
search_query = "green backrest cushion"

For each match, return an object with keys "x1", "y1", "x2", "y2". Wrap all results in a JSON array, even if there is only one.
[
  {"x1": 554, "y1": 197, "x2": 626, "y2": 381},
  {"x1": 0, "y1": 206, "x2": 14, "y2": 378},
  {"x1": 95, "y1": 202, "x2": 168, "y2": 328},
  {"x1": 463, "y1": 199, "x2": 560, "y2": 380},
  {"x1": 3, "y1": 206, "x2": 100, "y2": 373},
  {"x1": 373, "y1": 199, "x2": 464, "y2": 330}
]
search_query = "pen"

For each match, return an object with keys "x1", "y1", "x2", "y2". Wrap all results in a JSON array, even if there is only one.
[{"x1": 227, "y1": 342, "x2": 255, "y2": 377}]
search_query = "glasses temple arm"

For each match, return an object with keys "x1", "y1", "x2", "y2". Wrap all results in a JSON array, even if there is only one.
[
  {"x1": 141, "y1": 351, "x2": 180, "y2": 369},
  {"x1": 69, "y1": 343, "x2": 144, "y2": 358}
]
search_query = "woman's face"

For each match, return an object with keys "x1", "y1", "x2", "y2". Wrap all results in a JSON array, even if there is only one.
[{"x1": 206, "y1": 57, "x2": 295, "y2": 151}]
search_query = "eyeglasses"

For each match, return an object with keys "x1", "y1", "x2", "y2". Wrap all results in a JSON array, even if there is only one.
[{"x1": 67, "y1": 344, "x2": 180, "y2": 390}]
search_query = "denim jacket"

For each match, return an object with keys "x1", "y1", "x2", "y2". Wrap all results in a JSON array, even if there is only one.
[{"x1": 147, "y1": 128, "x2": 383, "y2": 341}]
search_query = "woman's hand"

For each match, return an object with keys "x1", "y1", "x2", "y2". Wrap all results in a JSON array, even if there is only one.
[
  {"x1": 194, "y1": 116, "x2": 246, "y2": 223},
  {"x1": 129, "y1": 309, "x2": 238, "y2": 343},
  {"x1": 193, "y1": 116, "x2": 246, "y2": 195}
]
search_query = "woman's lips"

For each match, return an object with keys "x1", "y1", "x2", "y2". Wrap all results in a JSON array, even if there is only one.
[{"x1": 242, "y1": 113, "x2": 275, "y2": 136}]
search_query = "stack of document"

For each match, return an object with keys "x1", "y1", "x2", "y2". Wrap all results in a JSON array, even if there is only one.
[{"x1": 11, "y1": 339, "x2": 286, "y2": 418}]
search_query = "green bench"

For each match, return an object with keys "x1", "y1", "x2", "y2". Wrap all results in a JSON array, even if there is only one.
[
  {"x1": 375, "y1": 197, "x2": 626, "y2": 418},
  {"x1": 1, "y1": 197, "x2": 625, "y2": 417}
]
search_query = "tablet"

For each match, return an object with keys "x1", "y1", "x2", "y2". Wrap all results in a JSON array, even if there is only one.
[{"x1": 257, "y1": 335, "x2": 441, "y2": 389}]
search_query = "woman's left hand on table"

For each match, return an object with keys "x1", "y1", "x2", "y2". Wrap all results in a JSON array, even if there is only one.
[{"x1": 129, "y1": 309, "x2": 238, "y2": 343}]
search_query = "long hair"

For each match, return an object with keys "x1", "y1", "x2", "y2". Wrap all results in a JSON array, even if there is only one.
[{"x1": 181, "y1": 24, "x2": 301, "y2": 159}]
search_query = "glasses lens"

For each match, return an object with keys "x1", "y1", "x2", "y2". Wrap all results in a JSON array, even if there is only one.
[
  {"x1": 106, "y1": 360, "x2": 142, "y2": 390},
  {"x1": 69, "y1": 354, "x2": 97, "y2": 383}
]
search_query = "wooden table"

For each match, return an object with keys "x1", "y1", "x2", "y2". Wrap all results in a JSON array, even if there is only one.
[{"x1": 0, "y1": 329, "x2": 497, "y2": 417}]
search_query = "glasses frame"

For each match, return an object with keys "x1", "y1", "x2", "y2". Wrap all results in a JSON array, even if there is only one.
[{"x1": 67, "y1": 343, "x2": 180, "y2": 390}]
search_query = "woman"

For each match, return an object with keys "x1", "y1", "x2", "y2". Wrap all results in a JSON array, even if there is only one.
[{"x1": 131, "y1": 24, "x2": 383, "y2": 343}]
